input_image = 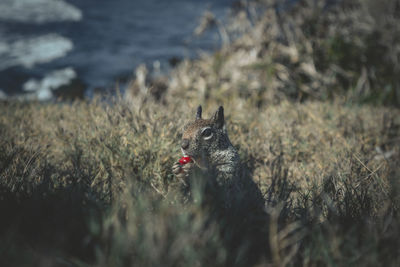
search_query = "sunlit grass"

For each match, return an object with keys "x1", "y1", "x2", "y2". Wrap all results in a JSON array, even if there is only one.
[{"x1": 0, "y1": 98, "x2": 399, "y2": 266}]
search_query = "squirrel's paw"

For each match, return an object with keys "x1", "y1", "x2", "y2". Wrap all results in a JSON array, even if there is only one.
[
  {"x1": 172, "y1": 161, "x2": 182, "y2": 175},
  {"x1": 172, "y1": 161, "x2": 194, "y2": 180}
]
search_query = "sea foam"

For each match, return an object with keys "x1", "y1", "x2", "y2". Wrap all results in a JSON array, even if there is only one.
[
  {"x1": 0, "y1": 34, "x2": 73, "y2": 71},
  {"x1": 0, "y1": 0, "x2": 82, "y2": 24}
]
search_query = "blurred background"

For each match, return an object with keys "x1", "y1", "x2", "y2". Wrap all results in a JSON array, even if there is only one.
[
  {"x1": 1, "y1": 0, "x2": 399, "y2": 106},
  {"x1": 0, "y1": 0, "x2": 235, "y2": 100}
]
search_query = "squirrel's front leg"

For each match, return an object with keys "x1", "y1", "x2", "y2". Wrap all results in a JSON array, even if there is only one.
[{"x1": 172, "y1": 161, "x2": 195, "y2": 181}]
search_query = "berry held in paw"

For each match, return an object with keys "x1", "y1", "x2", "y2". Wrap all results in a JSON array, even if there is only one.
[{"x1": 179, "y1": 156, "x2": 192, "y2": 165}]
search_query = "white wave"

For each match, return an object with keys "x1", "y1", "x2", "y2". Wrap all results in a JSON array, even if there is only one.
[
  {"x1": 0, "y1": 34, "x2": 73, "y2": 71},
  {"x1": 22, "y1": 67, "x2": 77, "y2": 101},
  {"x1": 0, "y1": 0, "x2": 82, "y2": 24},
  {"x1": 23, "y1": 67, "x2": 76, "y2": 92},
  {"x1": 0, "y1": 90, "x2": 7, "y2": 100}
]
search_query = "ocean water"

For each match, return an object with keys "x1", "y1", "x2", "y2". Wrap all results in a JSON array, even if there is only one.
[{"x1": 0, "y1": 0, "x2": 236, "y2": 100}]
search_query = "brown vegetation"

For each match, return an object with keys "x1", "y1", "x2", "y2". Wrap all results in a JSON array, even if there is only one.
[{"x1": 1, "y1": 0, "x2": 400, "y2": 266}]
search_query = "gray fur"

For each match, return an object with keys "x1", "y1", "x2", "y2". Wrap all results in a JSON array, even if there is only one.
[
  {"x1": 174, "y1": 106, "x2": 240, "y2": 187},
  {"x1": 172, "y1": 106, "x2": 266, "y2": 212},
  {"x1": 212, "y1": 106, "x2": 224, "y2": 129},
  {"x1": 172, "y1": 107, "x2": 267, "y2": 265}
]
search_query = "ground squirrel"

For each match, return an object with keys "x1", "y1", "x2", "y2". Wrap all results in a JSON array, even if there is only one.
[
  {"x1": 172, "y1": 106, "x2": 267, "y2": 264},
  {"x1": 172, "y1": 105, "x2": 265, "y2": 212},
  {"x1": 172, "y1": 105, "x2": 240, "y2": 188}
]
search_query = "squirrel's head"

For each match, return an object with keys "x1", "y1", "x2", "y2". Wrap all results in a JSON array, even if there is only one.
[{"x1": 180, "y1": 105, "x2": 230, "y2": 169}]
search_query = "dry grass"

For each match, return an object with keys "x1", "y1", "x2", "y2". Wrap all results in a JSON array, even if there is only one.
[
  {"x1": 155, "y1": 0, "x2": 400, "y2": 107},
  {"x1": 1, "y1": 0, "x2": 400, "y2": 266},
  {"x1": 0, "y1": 98, "x2": 399, "y2": 266}
]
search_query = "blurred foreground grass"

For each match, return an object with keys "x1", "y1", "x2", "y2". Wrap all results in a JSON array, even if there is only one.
[
  {"x1": 1, "y1": 99, "x2": 399, "y2": 266},
  {"x1": 1, "y1": 0, "x2": 400, "y2": 266}
]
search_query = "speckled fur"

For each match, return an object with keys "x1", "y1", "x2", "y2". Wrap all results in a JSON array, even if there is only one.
[
  {"x1": 172, "y1": 106, "x2": 265, "y2": 212},
  {"x1": 176, "y1": 106, "x2": 240, "y2": 186},
  {"x1": 172, "y1": 107, "x2": 266, "y2": 265}
]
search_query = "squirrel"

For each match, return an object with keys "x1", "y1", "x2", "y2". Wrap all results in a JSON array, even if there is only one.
[
  {"x1": 172, "y1": 106, "x2": 268, "y2": 264},
  {"x1": 172, "y1": 105, "x2": 265, "y2": 212},
  {"x1": 172, "y1": 105, "x2": 240, "y2": 188}
]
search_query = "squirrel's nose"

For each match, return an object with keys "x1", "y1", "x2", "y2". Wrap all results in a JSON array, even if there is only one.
[{"x1": 181, "y1": 139, "x2": 190, "y2": 150}]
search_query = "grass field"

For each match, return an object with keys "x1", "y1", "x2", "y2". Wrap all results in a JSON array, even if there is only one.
[
  {"x1": 1, "y1": 99, "x2": 399, "y2": 266},
  {"x1": 1, "y1": 0, "x2": 400, "y2": 266}
]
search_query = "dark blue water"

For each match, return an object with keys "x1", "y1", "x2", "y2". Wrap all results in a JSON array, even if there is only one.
[{"x1": 0, "y1": 0, "x2": 236, "y2": 98}]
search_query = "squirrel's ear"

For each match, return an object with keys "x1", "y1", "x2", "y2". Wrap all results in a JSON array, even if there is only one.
[
  {"x1": 212, "y1": 106, "x2": 224, "y2": 129},
  {"x1": 196, "y1": 105, "x2": 202, "y2": 120}
]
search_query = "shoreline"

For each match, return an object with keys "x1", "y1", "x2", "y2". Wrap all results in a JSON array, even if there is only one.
[{"x1": 0, "y1": 0, "x2": 236, "y2": 101}]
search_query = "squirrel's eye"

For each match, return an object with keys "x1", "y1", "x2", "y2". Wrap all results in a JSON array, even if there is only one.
[{"x1": 201, "y1": 128, "x2": 212, "y2": 138}]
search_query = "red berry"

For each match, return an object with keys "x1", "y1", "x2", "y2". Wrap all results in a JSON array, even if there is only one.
[{"x1": 179, "y1": 156, "x2": 192, "y2": 165}]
